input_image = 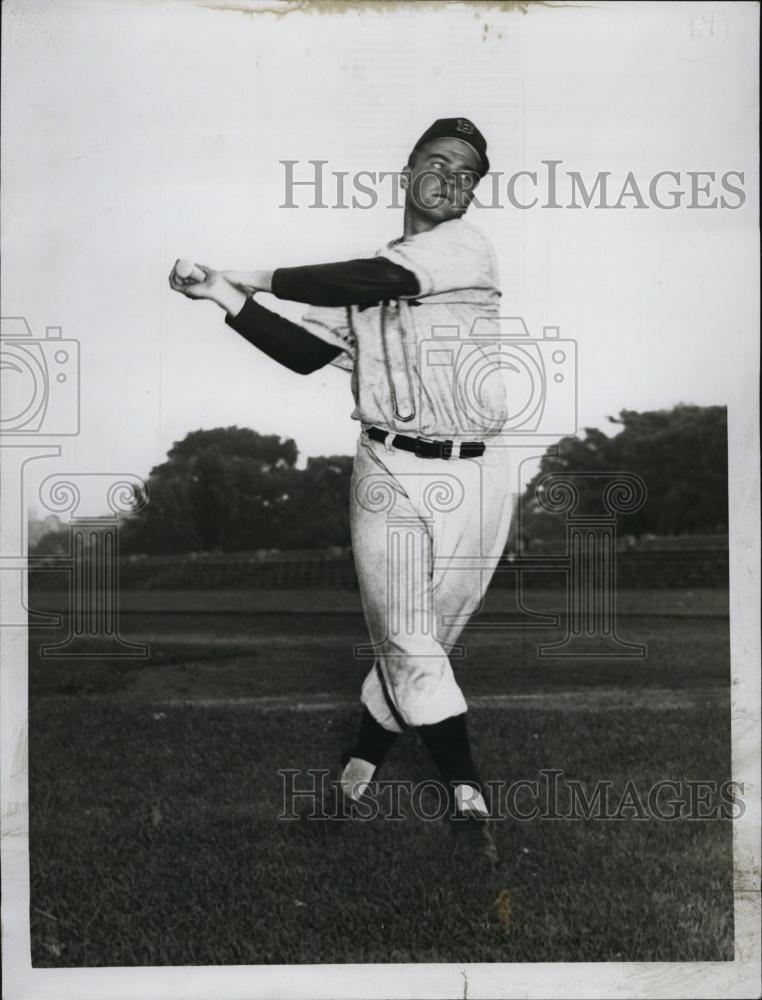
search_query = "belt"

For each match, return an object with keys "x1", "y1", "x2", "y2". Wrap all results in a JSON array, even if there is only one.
[{"x1": 366, "y1": 426, "x2": 485, "y2": 459}]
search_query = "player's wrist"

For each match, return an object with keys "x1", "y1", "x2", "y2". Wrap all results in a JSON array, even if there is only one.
[
  {"x1": 212, "y1": 279, "x2": 248, "y2": 317},
  {"x1": 220, "y1": 269, "x2": 273, "y2": 295},
  {"x1": 251, "y1": 269, "x2": 273, "y2": 294}
]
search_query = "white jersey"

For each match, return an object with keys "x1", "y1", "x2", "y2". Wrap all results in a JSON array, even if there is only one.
[{"x1": 300, "y1": 218, "x2": 506, "y2": 439}]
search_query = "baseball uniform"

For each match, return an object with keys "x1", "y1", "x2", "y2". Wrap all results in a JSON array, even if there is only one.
[{"x1": 297, "y1": 217, "x2": 513, "y2": 732}]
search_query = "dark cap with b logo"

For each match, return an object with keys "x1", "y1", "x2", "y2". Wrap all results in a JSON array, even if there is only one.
[{"x1": 411, "y1": 117, "x2": 490, "y2": 177}]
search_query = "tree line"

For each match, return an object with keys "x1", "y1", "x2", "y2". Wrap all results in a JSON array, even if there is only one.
[
  {"x1": 515, "y1": 404, "x2": 727, "y2": 549},
  {"x1": 31, "y1": 405, "x2": 728, "y2": 555}
]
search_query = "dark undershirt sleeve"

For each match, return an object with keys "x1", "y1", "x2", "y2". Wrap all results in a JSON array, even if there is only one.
[
  {"x1": 271, "y1": 257, "x2": 419, "y2": 307},
  {"x1": 224, "y1": 297, "x2": 342, "y2": 375}
]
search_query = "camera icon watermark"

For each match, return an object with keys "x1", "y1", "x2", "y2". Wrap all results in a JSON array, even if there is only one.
[
  {"x1": 1, "y1": 314, "x2": 82, "y2": 627},
  {"x1": 0, "y1": 317, "x2": 80, "y2": 436},
  {"x1": 418, "y1": 316, "x2": 578, "y2": 439}
]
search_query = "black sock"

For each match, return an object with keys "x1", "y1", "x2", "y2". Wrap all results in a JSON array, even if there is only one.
[
  {"x1": 417, "y1": 712, "x2": 485, "y2": 813},
  {"x1": 341, "y1": 707, "x2": 399, "y2": 772}
]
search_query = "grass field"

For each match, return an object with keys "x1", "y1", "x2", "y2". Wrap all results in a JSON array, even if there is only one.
[{"x1": 28, "y1": 588, "x2": 735, "y2": 966}]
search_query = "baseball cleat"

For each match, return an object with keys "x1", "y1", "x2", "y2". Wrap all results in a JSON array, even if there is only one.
[
  {"x1": 450, "y1": 813, "x2": 499, "y2": 867},
  {"x1": 321, "y1": 768, "x2": 366, "y2": 820},
  {"x1": 294, "y1": 763, "x2": 374, "y2": 822}
]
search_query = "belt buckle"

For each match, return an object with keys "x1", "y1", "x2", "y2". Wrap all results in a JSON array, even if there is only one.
[
  {"x1": 414, "y1": 437, "x2": 430, "y2": 458},
  {"x1": 413, "y1": 437, "x2": 454, "y2": 459}
]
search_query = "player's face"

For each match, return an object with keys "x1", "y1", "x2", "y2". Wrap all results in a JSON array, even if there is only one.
[{"x1": 403, "y1": 138, "x2": 482, "y2": 223}]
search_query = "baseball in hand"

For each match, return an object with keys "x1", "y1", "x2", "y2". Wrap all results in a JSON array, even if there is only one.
[{"x1": 174, "y1": 259, "x2": 205, "y2": 282}]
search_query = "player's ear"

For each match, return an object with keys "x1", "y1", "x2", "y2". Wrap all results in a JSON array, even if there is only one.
[{"x1": 401, "y1": 165, "x2": 411, "y2": 190}]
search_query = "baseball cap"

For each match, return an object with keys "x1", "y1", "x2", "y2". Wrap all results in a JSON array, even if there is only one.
[{"x1": 411, "y1": 118, "x2": 490, "y2": 177}]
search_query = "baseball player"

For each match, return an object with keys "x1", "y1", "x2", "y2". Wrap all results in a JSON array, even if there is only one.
[{"x1": 169, "y1": 118, "x2": 512, "y2": 865}]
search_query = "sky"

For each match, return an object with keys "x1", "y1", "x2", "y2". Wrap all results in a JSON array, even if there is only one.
[{"x1": 1, "y1": 0, "x2": 758, "y2": 520}]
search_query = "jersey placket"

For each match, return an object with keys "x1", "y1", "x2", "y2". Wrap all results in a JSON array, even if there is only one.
[{"x1": 380, "y1": 300, "x2": 416, "y2": 424}]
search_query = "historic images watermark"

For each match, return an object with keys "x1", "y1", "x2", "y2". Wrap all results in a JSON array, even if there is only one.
[
  {"x1": 279, "y1": 768, "x2": 745, "y2": 823},
  {"x1": 416, "y1": 317, "x2": 577, "y2": 440},
  {"x1": 280, "y1": 160, "x2": 747, "y2": 211},
  {"x1": 0, "y1": 317, "x2": 80, "y2": 437},
  {"x1": 350, "y1": 312, "x2": 647, "y2": 663},
  {"x1": 0, "y1": 314, "x2": 148, "y2": 657},
  {"x1": 1, "y1": 316, "x2": 78, "y2": 628}
]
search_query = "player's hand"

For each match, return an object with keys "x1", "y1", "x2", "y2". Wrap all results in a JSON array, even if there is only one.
[{"x1": 168, "y1": 262, "x2": 222, "y2": 300}]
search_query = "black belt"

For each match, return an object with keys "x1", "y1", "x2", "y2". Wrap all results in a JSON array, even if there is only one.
[{"x1": 366, "y1": 426, "x2": 485, "y2": 459}]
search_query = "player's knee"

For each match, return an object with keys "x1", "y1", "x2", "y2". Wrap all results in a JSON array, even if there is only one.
[{"x1": 386, "y1": 648, "x2": 449, "y2": 692}]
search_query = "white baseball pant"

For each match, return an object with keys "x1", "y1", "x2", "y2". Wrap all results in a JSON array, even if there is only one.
[{"x1": 350, "y1": 431, "x2": 513, "y2": 732}]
